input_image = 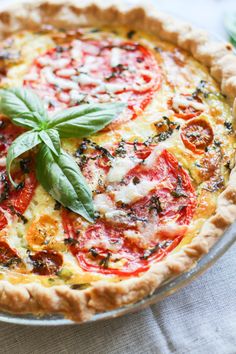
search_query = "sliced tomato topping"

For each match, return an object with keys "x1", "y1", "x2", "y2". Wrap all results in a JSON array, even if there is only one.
[
  {"x1": 0, "y1": 240, "x2": 21, "y2": 267},
  {"x1": 26, "y1": 215, "x2": 59, "y2": 250},
  {"x1": 0, "y1": 120, "x2": 38, "y2": 231},
  {"x1": 125, "y1": 150, "x2": 196, "y2": 225},
  {"x1": 168, "y1": 94, "x2": 204, "y2": 120},
  {"x1": 30, "y1": 250, "x2": 63, "y2": 275},
  {"x1": 0, "y1": 172, "x2": 37, "y2": 231},
  {"x1": 63, "y1": 149, "x2": 196, "y2": 276},
  {"x1": 12, "y1": 172, "x2": 37, "y2": 214},
  {"x1": 125, "y1": 141, "x2": 154, "y2": 160},
  {"x1": 24, "y1": 39, "x2": 161, "y2": 127},
  {"x1": 181, "y1": 118, "x2": 214, "y2": 154},
  {"x1": 67, "y1": 220, "x2": 184, "y2": 276}
]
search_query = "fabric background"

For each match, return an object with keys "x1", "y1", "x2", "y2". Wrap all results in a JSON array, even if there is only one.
[{"x1": 0, "y1": 1, "x2": 235, "y2": 353}]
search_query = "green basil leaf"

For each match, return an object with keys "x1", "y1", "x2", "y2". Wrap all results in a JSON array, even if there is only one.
[
  {"x1": 11, "y1": 112, "x2": 43, "y2": 129},
  {"x1": 224, "y1": 12, "x2": 236, "y2": 38},
  {"x1": 0, "y1": 87, "x2": 48, "y2": 128},
  {"x1": 47, "y1": 102, "x2": 125, "y2": 138},
  {"x1": 230, "y1": 35, "x2": 236, "y2": 48},
  {"x1": 39, "y1": 129, "x2": 61, "y2": 156},
  {"x1": 6, "y1": 130, "x2": 41, "y2": 186},
  {"x1": 36, "y1": 145, "x2": 94, "y2": 222}
]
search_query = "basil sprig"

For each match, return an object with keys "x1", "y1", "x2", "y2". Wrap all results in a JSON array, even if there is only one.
[
  {"x1": 224, "y1": 12, "x2": 236, "y2": 47},
  {"x1": 0, "y1": 87, "x2": 124, "y2": 222}
]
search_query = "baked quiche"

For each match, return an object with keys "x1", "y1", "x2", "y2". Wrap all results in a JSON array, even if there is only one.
[{"x1": 0, "y1": 0, "x2": 235, "y2": 322}]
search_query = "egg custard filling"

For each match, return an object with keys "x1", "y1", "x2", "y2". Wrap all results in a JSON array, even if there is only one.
[{"x1": 0, "y1": 26, "x2": 234, "y2": 289}]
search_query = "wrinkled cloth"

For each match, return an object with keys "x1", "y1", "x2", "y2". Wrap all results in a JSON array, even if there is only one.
[{"x1": 0, "y1": 0, "x2": 235, "y2": 353}]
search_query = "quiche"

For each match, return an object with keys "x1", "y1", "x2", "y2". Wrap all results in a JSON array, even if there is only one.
[{"x1": 0, "y1": 0, "x2": 235, "y2": 322}]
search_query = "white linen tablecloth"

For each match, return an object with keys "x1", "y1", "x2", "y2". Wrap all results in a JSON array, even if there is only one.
[{"x1": 0, "y1": 1, "x2": 235, "y2": 353}]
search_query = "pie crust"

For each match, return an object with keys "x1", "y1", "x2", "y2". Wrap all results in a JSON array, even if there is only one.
[{"x1": 0, "y1": 0, "x2": 235, "y2": 322}]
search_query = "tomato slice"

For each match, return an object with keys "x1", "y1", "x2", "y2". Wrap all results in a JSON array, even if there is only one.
[
  {"x1": 63, "y1": 149, "x2": 196, "y2": 276},
  {"x1": 0, "y1": 240, "x2": 21, "y2": 267},
  {"x1": 26, "y1": 215, "x2": 59, "y2": 250},
  {"x1": 24, "y1": 39, "x2": 161, "y2": 127},
  {"x1": 29, "y1": 250, "x2": 63, "y2": 275},
  {"x1": 125, "y1": 141, "x2": 154, "y2": 160},
  {"x1": 0, "y1": 120, "x2": 37, "y2": 231},
  {"x1": 181, "y1": 118, "x2": 214, "y2": 154},
  {"x1": 168, "y1": 94, "x2": 204, "y2": 120},
  {"x1": 12, "y1": 173, "x2": 37, "y2": 214},
  {"x1": 0, "y1": 172, "x2": 37, "y2": 231}
]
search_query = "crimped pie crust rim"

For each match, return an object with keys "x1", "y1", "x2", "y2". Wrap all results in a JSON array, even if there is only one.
[{"x1": 0, "y1": 0, "x2": 235, "y2": 322}]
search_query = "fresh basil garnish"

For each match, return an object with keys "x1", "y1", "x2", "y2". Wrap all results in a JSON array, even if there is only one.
[
  {"x1": 39, "y1": 129, "x2": 61, "y2": 156},
  {"x1": 0, "y1": 87, "x2": 124, "y2": 221},
  {"x1": 224, "y1": 12, "x2": 236, "y2": 46},
  {"x1": 36, "y1": 145, "x2": 94, "y2": 222},
  {"x1": 0, "y1": 87, "x2": 48, "y2": 128},
  {"x1": 6, "y1": 130, "x2": 41, "y2": 186},
  {"x1": 47, "y1": 103, "x2": 124, "y2": 138}
]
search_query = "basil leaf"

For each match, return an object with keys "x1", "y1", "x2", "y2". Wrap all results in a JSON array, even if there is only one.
[
  {"x1": 0, "y1": 87, "x2": 48, "y2": 128},
  {"x1": 224, "y1": 12, "x2": 236, "y2": 38},
  {"x1": 6, "y1": 130, "x2": 41, "y2": 186},
  {"x1": 39, "y1": 129, "x2": 61, "y2": 156},
  {"x1": 224, "y1": 12, "x2": 236, "y2": 46},
  {"x1": 36, "y1": 145, "x2": 94, "y2": 222},
  {"x1": 11, "y1": 112, "x2": 43, "y2": 130},
  {"x1": 47, "y1": 102, "x2": 125, "y2": 138}
]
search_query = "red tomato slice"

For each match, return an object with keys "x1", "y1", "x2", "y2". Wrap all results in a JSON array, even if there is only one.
[
  {"x1": 0, "y1": 120, "x2": 37, "y2": 231},
  {"x1": 125, "y1": 149, "x2": 196, "y2": 225},
  {"x1": 125, "y1": 141, "x2": 154, "y2": 160},
  {"x1": 0, "y1": 213, "x2": 7, "y2": 230},
  {"x1": 12, "y1": 173, "x2": 37, "y2": 214},
  {"x1": 0, "y1": 240, "x2": 21, "y2": 267},
  {"x1": 30, "y1": 250, "x2": 63, "y2": 275},
  {"x1": 181, "y1": 118, "x2": 214, "y2": 154},
  {"x1": 0, "y1": 172, "x2": 37, "y2": 231},
  {"x1": 24, "y1": 39, "x2": 161, "y2": 127},
  {"x1": 63, "y1": 149, "x2": 196, "y2": 276},
  {"x1": 168, "y1": 94, "x2": 204, "y2": 120}
]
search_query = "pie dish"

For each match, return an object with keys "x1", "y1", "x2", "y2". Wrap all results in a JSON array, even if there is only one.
[{"x1": 0, "y1": 0, "x2": 235, "y2": 323}]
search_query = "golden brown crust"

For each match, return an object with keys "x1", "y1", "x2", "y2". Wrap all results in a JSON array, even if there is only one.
[{"x1": 0, "y1": 0, "x2": 235, "y2": 322}]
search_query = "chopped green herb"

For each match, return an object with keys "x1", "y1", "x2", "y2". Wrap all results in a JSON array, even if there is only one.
[
  {"x1": 149, "y1": 196, "x2": 163, "y2": 213},
  {"x1": 127, "y1": 30, "x2": 136, "y2": 39},
  {"x1": 133, "y1": 176, "x2": 140, "y2": 185},
  {"x1": 89, "y1": 247, "x2": 99, "y2": 257},
  {"x1": 171, "y1": 175, "x2": 188, "y2": 198},
  {"x1": 99, "y1": 252, "x2": 111, "y2": 268},
  {"x1": 224, "y1": 121, "x2": 233, "y2": 133},
  {"x1": 64, "y1": 238, "x2": 79, "y2": 246},
  {"x1": 54, "y1": 201, "x2": 61, "y2": 210}
]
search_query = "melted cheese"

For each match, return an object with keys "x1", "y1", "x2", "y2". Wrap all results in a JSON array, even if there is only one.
[
  {"x1": 42, "y1": 67, "x2": 78, "y2": 89},
  {"x1": 132, "y1": 70, "x2": 155, "y2": 92},
  {"x1": 56, "y1": 68, "x2": 77, "y2": 77},
  {"x1": 37, "y1": 56, "x2": 70, "y2": 69},
  {"x1": 0, "y1": 157, "x2": 6, "y2": 167},
  {"x1": 114, "y1": 180, "x2": 157, "y2": 204},
  {"x1": 110, "y1": 47, "x2": 122, "y2": 67},
  {"x1": 93, "y1": 194, "x2": 114, "y2": 214},
  {"x1": 172, "y1": 94, "x2": 205, "y2": 111},
  {"x1": 106, "y1": 156, "x2": 138, "y2": 183},
  {"x1": 77, "y1": 73, "x2": 102, "y2": 86}
]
